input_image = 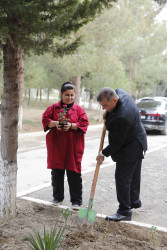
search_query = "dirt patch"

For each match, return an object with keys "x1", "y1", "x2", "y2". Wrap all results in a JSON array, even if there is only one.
[{"x1": 0, "y1": 199, "x2": 167, "y2": 249}]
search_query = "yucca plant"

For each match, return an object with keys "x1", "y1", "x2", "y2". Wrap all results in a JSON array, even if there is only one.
[{"x1": 25, "y1": 209, "x2": 72, "y2": 250}]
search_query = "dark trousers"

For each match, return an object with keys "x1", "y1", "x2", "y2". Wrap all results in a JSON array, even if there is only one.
[
  {"x1": 51, "y1": 169, "x2": 82, "y2": 205},
  {"x1": 115, "y1": 159, "x2": 142, "y2": 216}
]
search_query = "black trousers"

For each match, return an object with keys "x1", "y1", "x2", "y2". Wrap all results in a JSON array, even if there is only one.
[
  {"x1": 115, "y1": 158, "x2": 142, "y2": 216},
  {"x1": 51, "y1": 169, "x2": 82, "y2": 205}
]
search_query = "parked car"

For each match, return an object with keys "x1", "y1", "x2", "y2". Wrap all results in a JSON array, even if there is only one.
[{"x1": 137, "y1": 97, "x2": 167, "y2": 135}]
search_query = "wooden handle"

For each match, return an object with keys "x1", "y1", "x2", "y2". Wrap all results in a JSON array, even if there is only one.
[{"x1": 90, "y1": 121, "x2": 106, "y2": 200}]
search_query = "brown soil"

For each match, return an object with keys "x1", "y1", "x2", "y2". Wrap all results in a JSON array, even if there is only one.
[{"x1": 0, "y1": 199, "x2": 167, "y2": 250}]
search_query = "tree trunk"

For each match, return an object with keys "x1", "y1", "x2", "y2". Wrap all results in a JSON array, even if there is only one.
[
  {"x1": 18, "y1": 49, "x2": 24, "y2": 131},
  {"x1": 27, "y1": 88, "x2": 31, "y2": 106},
  {"x1": 35, "y1": 89, "x2": 39, "y2": 102},
  {"x1": 88, "y1": 90, "x2": 94, "y2": 109},
  {"x1": 24, "y1": 89, "x2": 27, "y2": 99},
  {"x1": 128, "y1": 57, "x2": 133, "y2": 95},
  {"x1": 162, "y1": 84, "x2": 167, "y2": 96},
  {"x1": 0, "y1": 76, "x2": 2, "y2": 101},
  {"x1": 47, "y1": 88, "x2": 50, "y2": 103},
  {"x1": 73, "y1": 76, "x2": 80, "y2": 105},
  {"x1": 40, "y1": 88, "x2": 42, "y2": 106},
  {"x1": 0, "y1": 41, "x2": 22, "y2": 221}
]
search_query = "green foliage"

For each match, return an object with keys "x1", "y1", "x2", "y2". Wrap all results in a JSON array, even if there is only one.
[
  {"x1": 154, "y1": 0, "x2": 167, "y2": 5},
  {"x1": 25, "y1": 208, "x2": 72, "y2": 250},
  {"x1": 59, "y1": 208, "x2": 72, "y2": 220},
  {"x1": 57, "y1": 105, "x2": 71, "y2": 123},
  {"x1": 18, "y1": 0, "x2": 167, "y2": 98},
  {"x1": 0, "y1": 0, "x2": 116, "y2": 56},
  {"x1": 25, "y1": 226, "x2": 65, "y2": 250},
  {"x1": 77, "y1": 0, "x2": 167, "y2": 96},
  {"x1": 149, "y1": 226, "x2": 159, "y2": 247}
]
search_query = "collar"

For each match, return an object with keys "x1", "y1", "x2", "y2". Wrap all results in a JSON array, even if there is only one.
[
  {"x1": 113, "y1": 98, "x2": 121, "y2": 112},
  {"x1": 107, "y1": 98, "x2": 121, "y2": 116},
  {"x1": 61, "y1": 100, "x2": 74, "y2": 109},
  {"x1": 54, "y1": 101, "x2": 77, "y2": 109}
]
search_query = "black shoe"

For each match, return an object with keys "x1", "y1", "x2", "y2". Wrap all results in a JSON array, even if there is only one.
[
  {"x1": 52, "y1": 199, "x2": 63, "y2": 206},
  {"x1": 105, "y1": 213, "x2": 131, "y2": 222},
  {"x1": 131, "y1": 201, "x2": 142, "y2": 209},
  {"x1": 72, "y1": 203, "x2": 81, "y2": 211}
]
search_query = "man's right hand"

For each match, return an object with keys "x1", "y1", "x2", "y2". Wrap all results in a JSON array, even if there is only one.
[{"x1": 96, "y1": 153, "x2": 104, "y2": 165}]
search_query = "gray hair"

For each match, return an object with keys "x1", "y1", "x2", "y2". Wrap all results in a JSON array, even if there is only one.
[{"x1": 97, "y1": 87, "x2": 118, "y2": 102}]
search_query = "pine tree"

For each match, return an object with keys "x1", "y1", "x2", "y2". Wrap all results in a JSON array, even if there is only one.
[
  {"x1": 154, "y1": 0, "x2": 167, "y2": 4},
  {"x1": 0, "y1": 0, "x2": 116, "y2": 221}
]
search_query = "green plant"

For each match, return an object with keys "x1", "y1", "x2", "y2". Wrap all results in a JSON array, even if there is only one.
[
  {"x1": 102, "y1": 226, "x2": 108, "y2": 242},
  {"x1": 58, "y1": 105, "x2": 71, "y2": 124},
  {"x1": 25, "y1": 208, "x2": 72, "y2": 250},
  {"x1": 149, "y1": 226, "x2": 159, "y2": 247}
]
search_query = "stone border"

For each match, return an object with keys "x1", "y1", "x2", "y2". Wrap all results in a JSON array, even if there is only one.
[{"x1": 20, "y1": 195, "x2": 167, "y2": 233}]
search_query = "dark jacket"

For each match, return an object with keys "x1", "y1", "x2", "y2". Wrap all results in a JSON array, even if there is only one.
[{"x1": 102, "y1": 89, "x2": 147, "y2": 163}]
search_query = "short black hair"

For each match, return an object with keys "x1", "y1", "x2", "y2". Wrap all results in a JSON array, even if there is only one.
[
  {"x1": 61, "y1": 82, "x2": 75, "y2": 93},
  {"x1": 97, "y1": 87, "x2": 118, "y2": 102}
]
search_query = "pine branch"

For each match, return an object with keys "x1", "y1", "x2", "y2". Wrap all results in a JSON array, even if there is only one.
[
  {"x1": 0, "y1": 0, "x2": 116, "y2": 55},
  {"x1": 154, "y1": 0, "x2": 167, "y2": 4}
]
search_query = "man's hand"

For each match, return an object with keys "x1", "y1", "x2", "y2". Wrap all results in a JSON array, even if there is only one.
[{"x1": 96, "y1": 153, "x2": 104, "y2": 165}]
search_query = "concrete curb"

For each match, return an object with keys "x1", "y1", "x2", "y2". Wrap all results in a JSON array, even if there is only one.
[{"x1": 20, "y1": 195, "x2": 167, "y2": 233}]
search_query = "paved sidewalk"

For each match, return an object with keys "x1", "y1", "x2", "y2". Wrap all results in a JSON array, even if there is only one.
[{"x1": 24, "y1": 146, "x2": 167, "y2": 228}]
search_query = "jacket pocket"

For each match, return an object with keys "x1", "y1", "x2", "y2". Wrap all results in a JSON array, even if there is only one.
[
  {"x1": 74, "y1": 133, "x2": 84, "y2": 154},
  {"x1": 75, "y1": 152, "x2": 83, "y2": 164}
]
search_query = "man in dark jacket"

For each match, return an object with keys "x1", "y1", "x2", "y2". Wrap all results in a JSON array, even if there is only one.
[{"x1": 96, "y1": 87, "x2": 147, "y2": 221}]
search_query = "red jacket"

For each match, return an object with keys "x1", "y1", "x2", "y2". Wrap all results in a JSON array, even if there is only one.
[{"x1": 42, "y1": 101, "x2": 89, "y2": 173}]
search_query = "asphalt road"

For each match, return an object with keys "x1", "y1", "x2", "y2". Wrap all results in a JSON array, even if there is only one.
[{"x1": 17, "y1": 125, "x2": 167, "y2": 228}]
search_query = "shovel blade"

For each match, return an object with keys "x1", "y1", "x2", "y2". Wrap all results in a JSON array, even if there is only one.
[{"x1": 78, "y1": 208, "x2": 97, "y2": 226}]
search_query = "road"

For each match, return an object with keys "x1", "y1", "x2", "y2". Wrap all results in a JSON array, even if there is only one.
[
  {"x1": 17, "y1": 125, "x2": 167, "y2": 228},
  {"x1": 17, "y1": 124, "x2": 111, "y2": 195},
  {"x1": 17, "y1": 126, "x2": 167, "y2": 195}
]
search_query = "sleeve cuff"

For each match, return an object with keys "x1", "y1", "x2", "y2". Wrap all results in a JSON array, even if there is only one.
[{"x1": 99, "y1": 150, "x2": 104, "y2": 156}]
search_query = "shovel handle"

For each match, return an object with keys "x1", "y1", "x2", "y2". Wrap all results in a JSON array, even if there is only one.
[{"x1": 90, "y1": 121, "x2": 106, "y2": 200}]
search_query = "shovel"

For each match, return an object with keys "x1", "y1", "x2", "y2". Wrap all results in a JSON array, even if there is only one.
[{"x1": 78, "y1": 122, "x2": 106, "y2": 227}]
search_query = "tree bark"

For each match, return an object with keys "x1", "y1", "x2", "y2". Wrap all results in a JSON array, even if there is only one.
[
  {"x1": 128, "y1": 56, "x2": 133, "y2": 96},
  {"x1": 18, "y1": 49, "x2": 24, "y2": 131},
  {"x1": 162, "y1": 84, "x2": 167, "y2": 96},
  {"x1": 40, "y1": 88, "x2": 42, "y2": 106},
  {"x1": 73, "y1": 76, "x2": 81, "y2": 105},
  {"x1": 24, "y1": 89, "x2": 27, "y2": 99},
  {"x1": 47, "y1": 88, "x2": 50, "y2": 103},
  {"x1": 35, "y1": 89, "x2": 39, "y2": 102},
  {"x1": 0, "y1": 40, "x2": 22, "y2": 220},
  {"x1": 27, "y1": 88, "x2": 31, "y2": 106},
  {"x1": 88, "y1": 90, "x2": 94, "y2": 109}
]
